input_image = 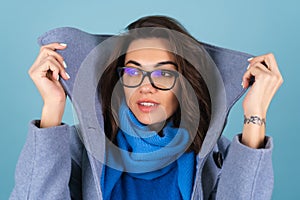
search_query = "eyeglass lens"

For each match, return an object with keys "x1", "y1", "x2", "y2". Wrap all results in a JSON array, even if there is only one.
[{"x1": 120, "y1": 67, "x2": 177, "y2": 90}]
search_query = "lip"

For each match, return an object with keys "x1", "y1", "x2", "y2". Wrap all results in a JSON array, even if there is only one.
[{"x1": 136, "y1": 99, "x2": 159, "y2": 113}]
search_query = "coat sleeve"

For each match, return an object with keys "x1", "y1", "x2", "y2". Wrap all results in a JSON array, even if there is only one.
[
  {"x1": 215, "y1": 134, "x2": 274, "y2": 200},
  {"x1": 10, "y1": 120, "x2": 82, "y2": 200}
]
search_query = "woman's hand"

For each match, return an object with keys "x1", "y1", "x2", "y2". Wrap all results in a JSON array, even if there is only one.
[
  {"x1": 241, "y1": 53, "x2": 283, "y2": 148},
  {"x1": 28, "y1": 43, "x2": 70, "y2": 128}
]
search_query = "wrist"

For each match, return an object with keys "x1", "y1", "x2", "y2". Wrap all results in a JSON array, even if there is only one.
[
  {"x1": 243, "y1": 109, "x2": 266, "y2": 117},
  {"x1": 43, "y1": 95, "x2": 66, "y2": 105},
  {"x1": 242, "y1": 115, "x2": 266, "y2": 149},
  {"x1": 40, "y1": 102, "x2": 65, "y2": 128},
  {"x1": 243, "y1": 115, "x2": 266, "y2": 126}
]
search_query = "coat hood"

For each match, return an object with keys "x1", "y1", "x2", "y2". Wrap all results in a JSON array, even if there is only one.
[{"x1": 37, "y1": 27, "x2": 252, "y2": 163}]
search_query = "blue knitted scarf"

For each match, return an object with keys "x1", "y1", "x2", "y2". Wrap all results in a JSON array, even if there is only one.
[{"x1": 101, "y1": 101, "x2": 195, "y2": 200}]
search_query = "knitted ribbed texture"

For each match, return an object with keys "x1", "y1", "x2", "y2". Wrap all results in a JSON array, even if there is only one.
[{"x1": 101, "y1": 101, "x2": 195, "y2": 200}]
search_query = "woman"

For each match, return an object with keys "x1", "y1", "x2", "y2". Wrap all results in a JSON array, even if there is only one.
[{"x1": 11, "y1": 16, "x2": 283, "y2": 199}]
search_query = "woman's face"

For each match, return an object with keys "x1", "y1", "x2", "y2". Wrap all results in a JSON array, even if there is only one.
[{"x1": 123, "y1": 38, "x2": 180, "y2": 126}]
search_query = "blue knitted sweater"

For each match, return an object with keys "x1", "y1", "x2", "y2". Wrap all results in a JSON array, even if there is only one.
[{"x1": 101, "y1": 102, "x2": 195, "y2": 200}]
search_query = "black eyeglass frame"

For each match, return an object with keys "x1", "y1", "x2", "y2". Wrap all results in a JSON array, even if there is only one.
[{"x1": 117, "y1": 67, "x2": 179, "y2": 91}]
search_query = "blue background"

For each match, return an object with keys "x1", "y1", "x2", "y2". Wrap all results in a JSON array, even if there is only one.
[{"x1": 0, "y1": 0, "x2": 299, "y2": 199}]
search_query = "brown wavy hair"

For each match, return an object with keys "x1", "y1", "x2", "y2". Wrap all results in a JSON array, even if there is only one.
[{"x1": 99, "y1": 15, "x2": 211, "y2": 153}]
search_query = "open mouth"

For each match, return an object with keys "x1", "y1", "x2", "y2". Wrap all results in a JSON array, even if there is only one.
[{"x1": 137, "y1": 101, "x2": 159, "y2": 112}]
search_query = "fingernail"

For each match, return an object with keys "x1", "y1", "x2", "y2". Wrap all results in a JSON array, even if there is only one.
[
  {"x1": 65, "y1": 72, "x2": 70, "y2": 79},
  {"x1": 63, "y1": 61, "x2": 67, "y2": 68},
  {"x1": 60, "y1": 43, "x2": 67, "y2": 47},
  {"x1": 56, "y1": 75, "x2": 60, "y2": 81},
  {"x1": 247, "y1": 64, "x2": 250, "y2": 70},
  {"x1": 241, "y1": 81, "x2": 244, "y2": 88},
  {"x1": 247, "y1": 57, "x2": 253, "y2": 61}
]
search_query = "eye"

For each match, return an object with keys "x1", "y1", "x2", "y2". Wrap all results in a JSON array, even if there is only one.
[
  {"x1": 124, "y1": 68, "x2": 140, "y2": 76},
  {"x1": 161, "y1": 70, "x2": 174, "y2": 77},
  {"x1": 152, "y1": 70, "x2": 175, "y2": 78}
]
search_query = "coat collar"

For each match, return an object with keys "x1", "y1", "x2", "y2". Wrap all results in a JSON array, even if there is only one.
[{"x1": 38, "y1": 26, "x2": 251, "y2": 163}]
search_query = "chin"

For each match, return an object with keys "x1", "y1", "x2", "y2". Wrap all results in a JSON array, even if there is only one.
[{"x1": 135, "y1": 114, "x2": 165, "y2": 126}]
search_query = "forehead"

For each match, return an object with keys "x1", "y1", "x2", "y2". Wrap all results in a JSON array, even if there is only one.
[
  {"x1": 125, "y1": 38, "x2": 175, "y2": 64},
  {"x1": 127, "y1": 38, "x2": 172, "y2": 51}
]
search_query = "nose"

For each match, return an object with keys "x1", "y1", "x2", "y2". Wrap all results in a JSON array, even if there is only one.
[{"x1": 139, "y1": 76, "x2": 157, "y2": 93}]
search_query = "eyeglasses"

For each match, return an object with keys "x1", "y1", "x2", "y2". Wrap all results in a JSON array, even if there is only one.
[{"x1": 117, "y1": 67, "x2": 179, "y2": 90}]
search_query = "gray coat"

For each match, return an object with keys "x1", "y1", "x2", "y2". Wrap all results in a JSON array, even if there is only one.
[
  {"x1": 10, "y1": 120, "x2": 273, "y2": 199},
  {"x1": 10, "y1": 27, "x2": 274, "y2": 199}
]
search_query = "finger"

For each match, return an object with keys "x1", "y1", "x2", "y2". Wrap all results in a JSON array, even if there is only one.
[
  {"x1": 242, "y1": 63, "x2": 270, "y2": 88},
  {"x1": 247, "y1": 61, "x2": 271, "y2": 73},
  {"x1": 35, "y1": 43, "x2": 67, "y2": 67},
  {"x1": 39, "y1": 59, "x2": 61, "y2": 81},
  {"x1": 29, "y1": 59, "x2": 59, "y2": 81},
  {"x1": 41, "y1": 42, "x2": 67, "y2": 51},
  {"x1": 46, "y1": 56, "x2": 70, "y2": 80},
  {"x1": 40, "y1": 48, "x2": 65, "y2": 65},
  {"x1": 248, "y1": 53, "x2": 278, "y2": 72},
  {"x1": 39, "y1": 57, "x2": 70, "y2": 81}
]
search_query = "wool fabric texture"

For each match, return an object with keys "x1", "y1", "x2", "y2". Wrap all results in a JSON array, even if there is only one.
[{"x1": 101, "y1": 101, "x2": 195, "y2": 200}]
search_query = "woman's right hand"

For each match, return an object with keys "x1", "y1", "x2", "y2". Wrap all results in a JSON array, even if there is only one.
[{"x1": 28, "y1": 43, "x2": 70, "y2": 127}]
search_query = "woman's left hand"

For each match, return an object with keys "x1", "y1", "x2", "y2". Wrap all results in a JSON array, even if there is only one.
[
  {"x1": 242, "y1": 53, "x2": 283, "y2": 118},
  {"x1": 241, "y1": 53, "x2": 283, "y2": 148}
]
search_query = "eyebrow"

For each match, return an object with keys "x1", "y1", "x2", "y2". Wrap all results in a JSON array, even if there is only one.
[{"x1": 125, "y1": 60, "x2": 178, "y2": 68}]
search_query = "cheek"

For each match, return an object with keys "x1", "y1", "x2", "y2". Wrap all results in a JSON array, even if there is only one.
[
  {"x1": 167, "y1": 85, "x2": 180, "y2": 114},
  {"x1": 167, "y1": 94, "x2": 179, "y2": 114},
  {"x1": 161, "y1": 88, "x2": 179, "y2": 116},
  {"x1": 123, "y1": 87, "x2": 136, "y2": 106}
]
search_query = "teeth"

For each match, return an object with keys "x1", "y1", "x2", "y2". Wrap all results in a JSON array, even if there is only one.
[{"x1": 140, "y1": 102, "x2": 155, "y2": 107}]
